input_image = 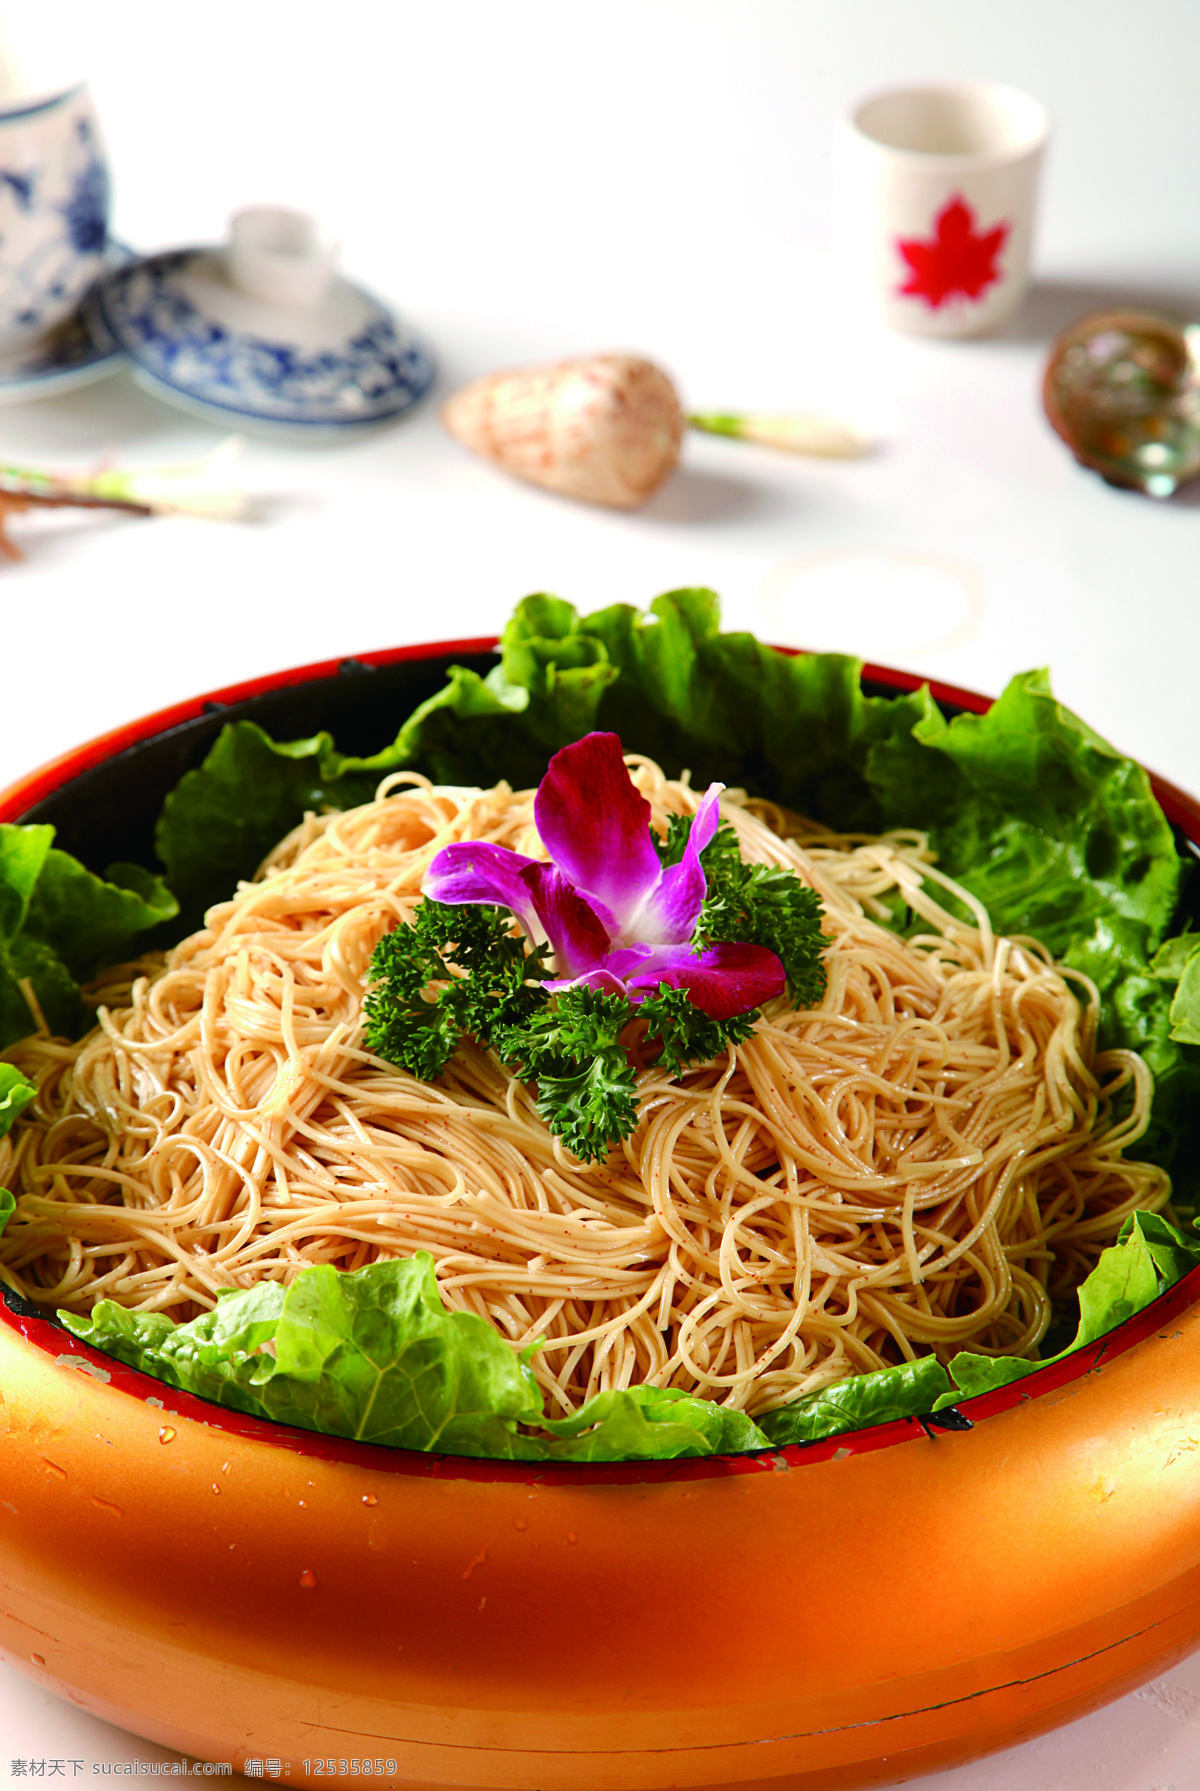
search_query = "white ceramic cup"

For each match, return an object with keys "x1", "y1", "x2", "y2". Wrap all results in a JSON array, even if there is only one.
[
  {"x1": 0, "y1": 82, "x2": 109, "y2": 351},
  {"x1": 835, "y1": 82, "x2": 1050, "y2": 338}
]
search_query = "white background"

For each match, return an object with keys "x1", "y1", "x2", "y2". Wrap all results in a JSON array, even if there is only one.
[{"x1": 1, "y1": 3, "x2": 1199, "y2": 1787}]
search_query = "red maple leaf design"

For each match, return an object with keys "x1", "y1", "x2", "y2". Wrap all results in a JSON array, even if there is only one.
[{"x1": 895, "y1": 196, "x2": 1010, "y2": 309}]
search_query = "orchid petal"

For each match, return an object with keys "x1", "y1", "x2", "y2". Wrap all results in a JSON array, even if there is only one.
[
  {"x1": 630, "y1": 782, "x2": 725, "y2": 945},
  {"x1": 601, "y1": 943, "x2": 660, "y2": 980},
  {"x1": 624, "y1": 941, "x2": 786, "y2": 1021},
  {"x1": 520, "y1": 863, "x2": 612, "y2": 977},
  {"x1": 687, "y1": 782, "x2": 725, "y2": 857},
  {"x1": 423, "y1": 842, "x2": 540, "y2": 936},
  {"x1": 544, "y1": 967, "x2": 631, "y2": 1000},
  {"x1": 534, "y1": 733, "x2": 663, "y2": 933}
]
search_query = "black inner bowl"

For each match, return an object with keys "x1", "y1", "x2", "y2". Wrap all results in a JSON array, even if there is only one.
[{"x1": 17, "y1": 652, "x2": 499, "y2": 874}]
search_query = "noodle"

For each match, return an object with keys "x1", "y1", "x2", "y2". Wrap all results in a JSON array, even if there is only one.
[{"x1": 0, "y1": 759, "x2": 1168, "y2": 1419}]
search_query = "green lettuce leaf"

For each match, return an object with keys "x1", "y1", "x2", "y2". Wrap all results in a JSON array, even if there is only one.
[
  {"x1": 548, "y1": 588, "x2": 940, "y2": 830},
  {"x1": 1170, "y1": 973, "x2": 1200, "y2": 1046},
  {"x1": 326, "y1": 594, "x2": 623, "y2": 786},
  {"x1": 57, "y1": 1297, "x2": 268, "y2": 1409},
  {"x1": 1150, "y1": 933, "x2": 1200, "y2": 982},
  {"x1": 24, "y1": 852, "x2": 178, "y2": 979},
  {"x1": 540, "y1": 1385, "x2": 768, "y2": 1460},
  {"x1": 63, "y1": 1254, "x2": 547, "y2": 1458},
  {"x1": 0, "y1": 1063, "x2": 36, "y2": 1137},
  {"x1": 0, "y1": 1188, "x2": 13, "y2": 1235},
  {"x1": 154, "y1": 723, "x2": 380, "y2": 932},
  {"x1": 942, "y1": 678, "x2": 1175, "y2": 945},
  {"x1": 0, "y1": 826, "x2": 178, "y2": 1048},
  {"x1": 0, "y1": 823, "x2": 52, "y2": 936},
  {"x1": 1151, "y1": 933, "x2": 1200, "y2": 1046},
  {"x1": 934, "y1": 1210, "x2": 1200, "y2": 1408},
  {"x1": 861, "y1": 666, "x2": 1197, "y2": 1204},
  {"x1": 756, "y1": 1354, "x2": 954, "y2": 1446},
  {"x1": 877, "y1": 671, "x2": 1183, "y2": 1040}
]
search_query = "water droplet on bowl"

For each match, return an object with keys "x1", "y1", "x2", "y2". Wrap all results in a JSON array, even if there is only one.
[
  {"x1": 31, "y1": 1653, "x2": 45, "y2": 1667},
  {"x1": 158, "y1": 1425, "x2": 176, "y2": 1444},
  {"x1": 361, "y1": 1494, "x2": 377, "y2": 1506},
  {"x1": 513, "y1": 1517, "x2": 528, "y2": 1531},
  {"x1": 299, "y1": 1568, "x2": 318, "y2": 1589}
]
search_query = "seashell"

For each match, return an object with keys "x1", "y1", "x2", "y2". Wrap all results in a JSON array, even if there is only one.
[{"x1": 440, "y1": 353, "x2": 684, "y2": 509}]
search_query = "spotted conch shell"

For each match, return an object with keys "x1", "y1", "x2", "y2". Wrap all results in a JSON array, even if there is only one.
[{"x1": 440, "y1": 354, "x2": 684, "y2": 509}]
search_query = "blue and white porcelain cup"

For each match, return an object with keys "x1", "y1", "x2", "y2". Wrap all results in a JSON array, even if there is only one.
[{"x1": 0, "y1": 82, "x2": 108, "y2": 352}]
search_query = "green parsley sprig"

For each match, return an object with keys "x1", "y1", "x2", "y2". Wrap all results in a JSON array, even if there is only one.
[
  {"x1": 363, "y1": 902, "x2": 548, "y2": 1081},
  {"x1": 493, "y1": 987, "x2": 641, "y2": 1161}
]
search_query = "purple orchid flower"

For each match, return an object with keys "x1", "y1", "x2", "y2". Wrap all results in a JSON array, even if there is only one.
[{"x1": 424, "y1": 732, "x2": 785, "y2": 1021}]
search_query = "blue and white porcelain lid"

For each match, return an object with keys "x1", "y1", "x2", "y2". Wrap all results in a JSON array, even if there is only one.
[{"x1": 94, "y1": 207, "x2": 434, "y2": 436}]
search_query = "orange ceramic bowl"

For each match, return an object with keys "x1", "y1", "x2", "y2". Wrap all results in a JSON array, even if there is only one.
[{"x1": 2, "y1": 641, "x2": 1200, "y2": 1791}]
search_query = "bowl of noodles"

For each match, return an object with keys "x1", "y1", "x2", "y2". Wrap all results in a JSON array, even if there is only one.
[{"x1": 2, "y1": 590, "x2": 1199, "y2": 1791}]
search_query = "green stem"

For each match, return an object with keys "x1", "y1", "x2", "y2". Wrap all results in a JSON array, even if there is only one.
[{"x1": 687, "y1": 412, "x2": 749, "y2": 440}]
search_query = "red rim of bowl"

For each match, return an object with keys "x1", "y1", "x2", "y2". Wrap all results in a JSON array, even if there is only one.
[{"x1": 3, "y1": 635, "x2": 1198, "y2": 1487}]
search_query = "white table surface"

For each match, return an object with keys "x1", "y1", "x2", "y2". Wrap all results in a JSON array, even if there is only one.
[{"x1": 1, "y1": 3, "x2": 1198, "y2": 1786}]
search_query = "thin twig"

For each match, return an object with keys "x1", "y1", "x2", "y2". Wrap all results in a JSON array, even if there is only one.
[
  {"x1": 0, "y1": 484, "x2": 154, "y2": 515},
  {"x1": 0, "y1": 485, "x2": 154, "y2": 560}
]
